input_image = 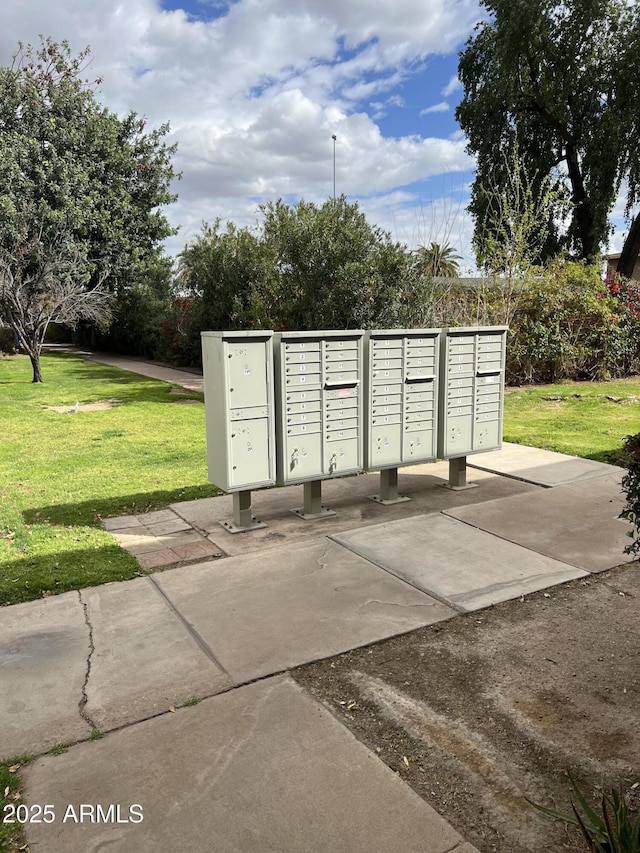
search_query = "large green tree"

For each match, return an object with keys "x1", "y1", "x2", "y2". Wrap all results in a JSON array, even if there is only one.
[
  {"x1": 0, "y1": 38, "x2": 177, "y2": 381},
  {"x1": 175, "y1": 197, "x2": 420, "y2": 365},
  {"x1": 260, "y1": 197, "x2": 410, "y2": 330},
  {"x1": 456, "y1": 0, "x2": 640, "y2": 276}
]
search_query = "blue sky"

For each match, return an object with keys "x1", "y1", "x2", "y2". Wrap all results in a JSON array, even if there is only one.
[{"x1": 1, "y1": 0, "x2": 489, "y2": 267}]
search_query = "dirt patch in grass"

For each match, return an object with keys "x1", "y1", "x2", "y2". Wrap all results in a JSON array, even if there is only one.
[
  {"x1": 46, "y1": 400, "x2": 121, "y2": 413},
  {"x1": 293, "y1": 563, "x2": 640, "y2": 853}
]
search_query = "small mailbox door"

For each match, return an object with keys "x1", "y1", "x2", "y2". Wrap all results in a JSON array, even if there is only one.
[
  {"x1": 229, "y1": 418, "x2": 271, "y2": 487},
  {"x1": 225, "y1": 341, "x2": 269, "y2": 406}
]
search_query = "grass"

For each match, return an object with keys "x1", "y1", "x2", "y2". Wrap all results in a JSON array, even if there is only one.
[
  {"x1": 0, "y1": 353, "x2": 221, "y2": 606},
  {"x1": 0, "y1": 756, "x2": 31, "y2": 853},
  {"x1": 503, "y1": 376, "x2": 640, "y2": 465},
  {"x1": 1, "y1": 352, "x2": 637, "y2": 608}
]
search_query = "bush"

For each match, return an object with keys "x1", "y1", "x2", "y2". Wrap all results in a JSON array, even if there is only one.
[
  {"x1": 260, "y1": 198, "x2": 410, "y2": 331},
  {"x1": 605, "y1": 273, "x2": 640, "y2": 378},
  {"x1": 0, "y1": 326, "x2": 17, "y2": 354},
  {"x1": 173, "y1": 198, "x2": 419, "y2": 367},
  {"x1": 74, "y1": 258, "x2": 174, "y2": 359},
  {"x1": 620, "y1": 433, "x2": 640, "y2": 559},
  {"x1": 506, "y1": 261, "x2": 623, "y2": 384}
]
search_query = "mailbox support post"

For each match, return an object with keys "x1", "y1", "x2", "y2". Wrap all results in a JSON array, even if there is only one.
[
  {"x1": 371, "y1": 467, "x2": 410, "y2": 505},
  {"x1": 220, "y1": 489, "x2": 267, "y2": 533},
  {"x1": 292, "y1": 479, "x2": 336, "y2": 520},
  {"x1": 445, "y1": 456, "x2": 478, "y2": 491}
]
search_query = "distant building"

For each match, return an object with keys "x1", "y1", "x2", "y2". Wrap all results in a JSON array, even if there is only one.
[{"x1": 605, "y1": 253, "x2": 640, "y2": 281}]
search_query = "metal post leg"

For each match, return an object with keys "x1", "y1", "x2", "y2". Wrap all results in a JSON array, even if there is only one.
[
  {"x1": 381, "y1": 467, "x2": 399, "y2": 502},
  {"x1": 370, "y1": 467, "x2": 410, "y2": 505},
  {"x1": 291, "y1": 479, "x2": 336, "y2": 520},
  {"x1": 444, "y1": 456, "x2": 477, "y2": 491},
  {"x1": 220, "y1": 489, "x2": 267, "y2": 533},
  {"x1": 304, "y1": 480, "x2": 323, "y2": 516},
  {"x1": 234, "y1": 490, "x2": 254, "y2": 529}
]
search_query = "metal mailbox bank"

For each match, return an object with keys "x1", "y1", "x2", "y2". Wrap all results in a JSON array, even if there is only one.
[
  {"x1": 437, "y1": 325, "x2": 507, "y2": 488},
  {"x1": 201, "y1": 330, "x2": 276, "y2": 531},
  {"x1": 274, "y1": 330, "x2": 364, "y2": 518},
  {"x1": 364, "y1": 329, "x2": 440, "y2": 503}
]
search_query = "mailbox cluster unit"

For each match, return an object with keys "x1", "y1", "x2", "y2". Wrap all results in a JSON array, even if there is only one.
[
  {"x1": 201, "y1": 331, "x2": 276, "y2": 493},
  {"x1": 364, "y1": 329, "x2": 440, "y2": 471},
  {"x1": 437, "y1": 326, "x2": 507, "y2": 459},
  {"x1": 201, "y1": 325, "x2": 507, "y2": 528},
  {"x1": 274, "y1": 331, "x2": 364, "y2": 484}
]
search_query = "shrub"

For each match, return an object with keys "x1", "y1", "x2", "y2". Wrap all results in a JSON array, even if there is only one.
[
  {"x1": 620, "y1": 433, "x2": 640, "y2": 559},
  {"x1": 173, "y1": 198, "x2": 419, "y2": 366},
  {"x1": 506, "y1": 260, "x2": 621, "y2": 384},
  {"x1": 0, "y1": 326, "x2": 17, "y2": 354},
  {"x1": 74, "y1": 257, "x2": 174, "y2": 359},
  {"x1": 605, "y1": 273, "x2": 640, "y2": 377},
  {"x1": 260, "y1": 198, "x2": 410, "y2": 331},
  {"x1": 155, "y1": 296, "x2": 199, "y2": 366}
]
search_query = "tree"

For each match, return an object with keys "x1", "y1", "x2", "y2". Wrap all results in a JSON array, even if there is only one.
[
  {"x1": 0, "y1": 213, "x2": 111, "y2": 382},
  {"x1": 0, "y1": 37, "x2": 178, "y2": 381},
  {"x1": 175, "y1": 219, "x2": 275, "y2": 364},
  {"x1": 456, "y1": 0, "x2": 640, "y2": 276},
  {"x1": 174, "y1": 197, "x2": 418, "y2": 365},
  {"x1": 261, "y1": 196, "x2": 410, "y2": 330},
  {"x1": 412, "y1": 242, "x2": 462, "y2": 278}
]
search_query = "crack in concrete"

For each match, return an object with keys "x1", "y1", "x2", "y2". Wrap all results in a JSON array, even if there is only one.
[
  {"x1": 360, "y1": 598, "x2": 441, "y2": 610},
  {"x1": 313, "y1": 545, "x2": 331, "y2": 573},
  {"x1": 77, "y1": 591, "x2": 97, "y2": 730}
]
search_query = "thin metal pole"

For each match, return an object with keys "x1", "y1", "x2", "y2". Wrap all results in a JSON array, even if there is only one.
[{"x1": 332, "y1": 134, "x2": 336, "y2": 199}]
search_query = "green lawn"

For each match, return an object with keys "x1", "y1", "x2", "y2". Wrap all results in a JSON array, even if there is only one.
[
  {"x1": 503, "y1": 376, "x2": 640, "y2": 465},
  {"x1": 1, "y1": 353, "x2": 638, "y2": 607},
  {"x1": 0, "y1": 353, "x2": 220, "y2": 606}
]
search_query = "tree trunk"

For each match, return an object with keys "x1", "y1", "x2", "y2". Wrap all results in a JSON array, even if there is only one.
[
  {"x1": 617, "y1": 213, "x2": 640, "y2": 279},
  {"x1": 565, "y1": 144, "x2": 596, "y2": 261},
  {"x1": 29, "y1": 352, "x2": 43, "y2": 383}
]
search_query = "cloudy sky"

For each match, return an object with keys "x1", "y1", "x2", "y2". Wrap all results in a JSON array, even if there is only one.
[{"x1": 1, "y1": 0, "x2": 506, "y2": 269}]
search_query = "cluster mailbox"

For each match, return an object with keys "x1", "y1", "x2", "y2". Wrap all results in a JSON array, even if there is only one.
[
  {"x1": 274, "y1": 330, "x2": 364, "y2": 485},
  {"x1": 201, "y1": 325, "x2": 508, "y2": 527},
  {"x1": 201, "y1": 331, "x2": 276, "y2": 492},
  {"x1": 201, "y1": 330, "x2": 276, "y2": 531},
  {"x1": 437, "y1": 326, "x2": 507, "y2": 485},
  {"x1": 365, "y1": 329, "x2": 440, "y2": 470}
]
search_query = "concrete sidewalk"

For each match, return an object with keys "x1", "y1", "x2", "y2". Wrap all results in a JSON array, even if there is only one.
[
  {"x1": 43, "y1": 344, "x2": 205, "y2": 393},
  {"x1": 4, "y1": 349, "x2": 633, "y2": 852}
]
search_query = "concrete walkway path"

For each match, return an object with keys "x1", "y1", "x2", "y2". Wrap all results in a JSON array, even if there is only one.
[
  {"x1": 4, "y1": 348, "x2": 632, "y2": 852},
  {"x1": 44, "y1": 344, "x2": 205, "y2": 393}
]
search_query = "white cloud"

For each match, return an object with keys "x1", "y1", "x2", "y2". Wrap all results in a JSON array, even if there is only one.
[
  {"x1": 420, "y1": 101, "x2": 450, "y2": 115},
  {"x1": 441, "y1": 74, "x2": 461, "y2": 97},
  {"x1": 0, "y1": 0, "x2": 483, "y2": 255}
]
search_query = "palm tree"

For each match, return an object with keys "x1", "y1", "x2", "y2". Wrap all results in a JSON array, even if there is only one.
[{"x1": 413, "y1": 242, "x2": 462, "y2": 278}]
